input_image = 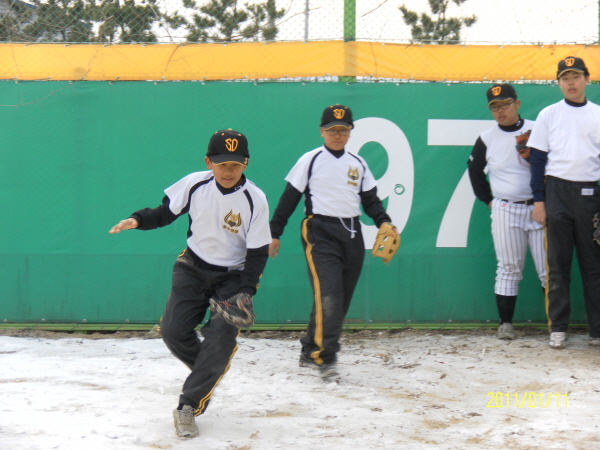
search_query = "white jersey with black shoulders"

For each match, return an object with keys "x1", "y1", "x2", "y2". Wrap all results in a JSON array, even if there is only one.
[
  {"x1": 286, "y1": 146, "x2": 377, "y2": 217},
  {"x1": 130, "y1": 171, "x2": 271, "y2": 269},
  {"x1": 468, "y1": 118, "x2": 535, "y2": 203},
  {"x1": 270, "y1": 146, "x2": 391, "y2": 238}
]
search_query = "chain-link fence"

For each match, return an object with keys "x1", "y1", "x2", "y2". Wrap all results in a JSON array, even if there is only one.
[{"x1": 1, "y1": 0, "x2": 598, "y2": 45}]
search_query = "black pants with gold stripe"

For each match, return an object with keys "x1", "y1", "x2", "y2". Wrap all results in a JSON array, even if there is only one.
[
  {"x1": 160, "y1": 249, "x2": 240, "y2": 416},
  {"x1": 300, "y1": 215, "x2": 365, "y2": 365}
]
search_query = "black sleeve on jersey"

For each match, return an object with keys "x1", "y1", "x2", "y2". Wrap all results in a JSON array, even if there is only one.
[
  {"x1": 269, "y1": 183, "x2": 303, "y2": 239},
  {"x1": 360, "y1": 187, "x2": 392, "y2": 228},
  {"x1": 238, "y1": 244, "x2": 269, "y2": 296},
  {"x1": 130, "y1": 195, "x2": 179, "y2": 230},
  {"x1": 467, "y1": 137, "x2": 493, "y2": 205},
  {"x1": 529, "y1": 148, "x2": 548, "y2": 202}
]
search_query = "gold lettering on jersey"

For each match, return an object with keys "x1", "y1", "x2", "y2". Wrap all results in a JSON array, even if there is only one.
[
  {"x1": 225, "y1": 138, "x2": 238, "y2": 152},
  {"x1": 564, "y1": 57, "x2": 575, "y2": 67},
  {"x1": 222, "y1": 225, "x2": 239, "y2": 234},
  {"x1": 491, "y1": 86, "x2": 502, "y2": 96},
  {"x1": 333, "y1": 109, "x2": 345, "y2": 119}
]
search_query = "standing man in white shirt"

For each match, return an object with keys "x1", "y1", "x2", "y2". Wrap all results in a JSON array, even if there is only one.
[
  {"x1": 268, "y1": 104, "x2": 397, "y2": 381},
  {"x1": 528, "y1": 56, "x2": 600, "y2": 349},
  {"x1": 468, "y1": 84, "x2": 546, "y2": 340}
]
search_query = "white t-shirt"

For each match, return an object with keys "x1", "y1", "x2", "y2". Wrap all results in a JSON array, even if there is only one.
[
  {"x1": 527, "y1": 99, "x2": 600, "y2": 181},
  {"x1": 285, "y1": 146, "x2": 378, "y2": 218},
  {"x1": 165, "y1": 171, "x2": 271, "y2": 268}
]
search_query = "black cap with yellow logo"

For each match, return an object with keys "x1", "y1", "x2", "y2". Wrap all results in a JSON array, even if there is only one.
[
  {"x1": 320, "y1": 104, "x2": 354, "y2": 129},
  {"x1": 486, "y1": 84, "x2": 517, "y2": 106},
  {"x1": 207, "y1": 129, "x2": 249, "y2": 165},
  {"x1": 557, "y1": 56, "x2": 589, "y2": 79}
]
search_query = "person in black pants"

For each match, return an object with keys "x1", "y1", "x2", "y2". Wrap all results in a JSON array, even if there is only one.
[
  {"x1": 109, "y1": 129, "x2": 271, "y2": 437},
  {"x1": 528, "y1": 57, "x2": 600, "y2": 349},
  {"x1": 268, "y1": 104, "x2": 397, "y2": 381}
]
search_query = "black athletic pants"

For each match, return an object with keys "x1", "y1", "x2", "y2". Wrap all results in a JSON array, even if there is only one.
[
  {"x1": 300, "y1": 215, "x2": 365, "y2": 365},
  {"x1": 545, "y1": 176, "x2": 600, "y2": 336},
  {"x1": 160, "y1": 249, "x2": 240, "y2": 415}
]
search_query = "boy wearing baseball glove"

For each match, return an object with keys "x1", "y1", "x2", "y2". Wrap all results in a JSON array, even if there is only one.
[
  {"x1": 110, "y1": 129, "x2": 271, "y2": 437},
  {"x1": 269, "y1": 104, "x2": 398, "y2": 382}
]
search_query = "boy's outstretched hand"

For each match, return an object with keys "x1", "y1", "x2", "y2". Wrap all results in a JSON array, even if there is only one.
[{"x1": 109, "y1": 218, "x2": 139, "y2": 234}]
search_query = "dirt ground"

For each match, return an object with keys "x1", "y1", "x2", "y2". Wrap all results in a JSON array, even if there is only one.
[{"x1": 0, "y1": 324, "x2": 581, "y2": 341}]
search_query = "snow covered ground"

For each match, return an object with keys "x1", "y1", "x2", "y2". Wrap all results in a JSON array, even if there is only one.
[{"x1": 1, "y1": 329, "x2": 600, "y2": 450}]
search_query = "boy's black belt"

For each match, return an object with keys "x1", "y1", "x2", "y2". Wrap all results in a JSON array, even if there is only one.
[
  {"x1": 187, "y1": 247, "x2": 229, "y2": 272},
  {"x1": 501, "y1": 199, "x2": 534, "y2": 206}
]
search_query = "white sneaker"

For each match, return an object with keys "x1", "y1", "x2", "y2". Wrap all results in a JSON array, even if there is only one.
[
  {"x1": 497, "y1": 323, "x2": 515, "y2": 340},
  {"x1": 589, "y1": 338, "x2": 600, "y2": 346},
  {"x1": 549, "y1": 332, "x2": 567, "y2": 349},
  {"x1": 173, "y1": 405, "x2": 199, "y2": 438}
]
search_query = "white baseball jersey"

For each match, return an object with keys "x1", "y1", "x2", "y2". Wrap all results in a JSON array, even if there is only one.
[
  {"x1": 479, "y1": 119, "x2": 535, "y2": 201},
  {"x1": 468, "y1": 119, "x2": 546, "y2": 296},
  {"x1": 165, "y1": 171, "x2": 271, "y2": 268},
  {"x1": 527, "y1": 99, "x2": 600, "y2": 181},
  {"x1": 285, "y1": 146, "x2": 378, "y2": 218}
]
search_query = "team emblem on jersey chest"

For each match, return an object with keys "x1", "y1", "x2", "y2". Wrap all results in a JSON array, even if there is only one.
[
  {"x1": 223, "y1": 210, "x2": 242, "y2": 234},
  {"x1": 347, "y1": 167, "x2": 359, "y2": 186}
]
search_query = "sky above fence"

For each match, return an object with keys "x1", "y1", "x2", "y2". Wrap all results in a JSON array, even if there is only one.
[{"x1": 156, "y1": 0, "x2": 599, "y2": 45}]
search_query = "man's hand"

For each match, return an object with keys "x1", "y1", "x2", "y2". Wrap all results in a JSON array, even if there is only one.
[
  {"x1": 532, "y1": 202, "x2": 547, "y2": 227},
  {"x1": 109, "y1": 218, "x2": 139, "y2": 234},
  {"x1": 269, "y1": 239, "x2": 280, "y2": 259}
]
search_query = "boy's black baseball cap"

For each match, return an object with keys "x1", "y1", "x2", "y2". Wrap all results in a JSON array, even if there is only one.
[
  {"x1": 207, "y1": 129, "x2": 249, "y2": 165},
  {"x1": 320, "y1": 104, "x2": 354, "y2": 129},
  {"x1": 486, "y1": 84, "x2": 517, "y2": 106},
  {"x1": 557, "y1": 56, "x2": 589, "y2": 79}
]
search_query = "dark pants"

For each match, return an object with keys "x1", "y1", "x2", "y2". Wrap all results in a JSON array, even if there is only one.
[
  {"x1": 300, "y1": 215, "x2": 365, "y2": 365},
  {"x1": 545, "y1": 177, "x2": 600, "y2": 336},
  {"x1": 160, "y1": 249, "x2": 240, "y2": 415}
]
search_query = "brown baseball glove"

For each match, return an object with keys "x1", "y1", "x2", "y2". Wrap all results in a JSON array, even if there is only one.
[
  {"x1": 515, "y1": 130, "x2": 532, "y2": 162},
  {"x1": 210, "y1": 293, "x2": 256, "y2": 328},
  {"x1": 372, "y1": 222, "x2": 400, "y2": 263}
]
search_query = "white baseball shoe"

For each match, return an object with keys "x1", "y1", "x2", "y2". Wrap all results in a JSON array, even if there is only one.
[
  {"x1": 549, "y1": 332, "x2": 567, "y2": 349},
  {"x1": 173, "y1": 405, "x2": 199, "y2": 438},
  {"x1": 589, "y1": 338, "x2": 600, "y2": 347}
]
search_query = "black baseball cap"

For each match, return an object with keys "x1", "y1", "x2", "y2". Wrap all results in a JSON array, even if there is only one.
[
  {"x1": 486, "y1": 84, "x2": 517, "y2": 106},
  {"x1": 320, "y1": 104, "x2": 354, "y2": 129},
  {"x1": 557, "y1": 56, "x2": 589, "y2": 79},
  {"x1": 207, "y1": 129, "x2": 249, "y2": 165}
]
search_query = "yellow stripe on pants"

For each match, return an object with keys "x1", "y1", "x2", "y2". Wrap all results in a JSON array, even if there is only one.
[
  {"x1": 301, "y1": 217, "x2": 325, "y2": 365},
  {"x1": 195, "y1": 331, "x2": 240, "y2": 416}
]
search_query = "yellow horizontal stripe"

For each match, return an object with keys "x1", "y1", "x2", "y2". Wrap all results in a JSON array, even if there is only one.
[{"x1": 1, "y1": 42, "x2": 597, "y2": 81}]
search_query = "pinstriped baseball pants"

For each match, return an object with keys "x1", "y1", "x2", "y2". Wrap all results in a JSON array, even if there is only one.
[{"x1": 491, "y1": 198, "x2": 546, "y2": 296}]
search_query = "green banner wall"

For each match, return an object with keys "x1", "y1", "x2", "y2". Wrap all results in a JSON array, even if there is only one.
[{"x1": 0, "y1": 81, "x2": 593, "y2": 324}]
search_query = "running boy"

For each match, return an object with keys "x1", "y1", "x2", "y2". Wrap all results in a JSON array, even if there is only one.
[
  {"x1": 528, "y1": 56, "x2": 600, "y2": 349},
  {"x1": 109, "y1": 129, "x2": 271, "y2": 437},
  {"x1": 269, "y1": 104, "x2": 397, "y2": 381}
]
